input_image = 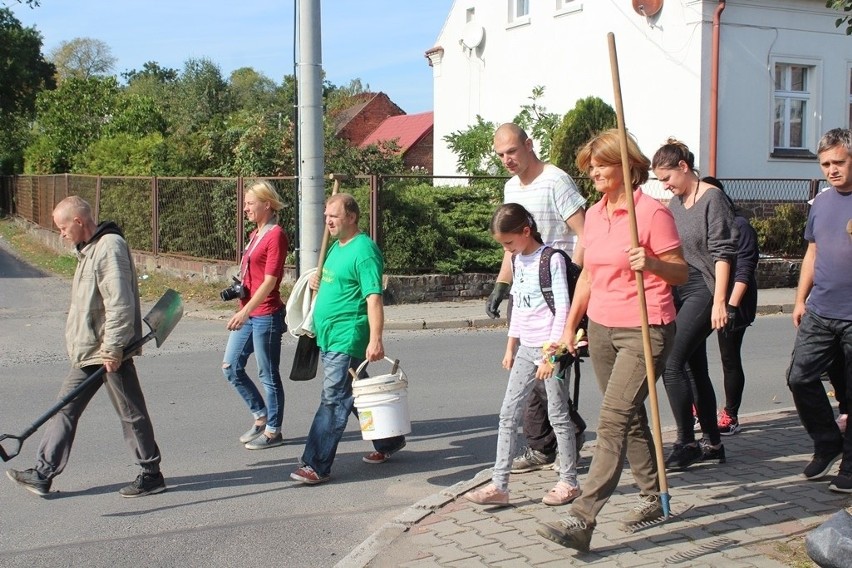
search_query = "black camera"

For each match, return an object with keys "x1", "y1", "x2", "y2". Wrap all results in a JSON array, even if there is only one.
[{"x1": 220, "y1": 276, "x2": 248, "y2": 301}]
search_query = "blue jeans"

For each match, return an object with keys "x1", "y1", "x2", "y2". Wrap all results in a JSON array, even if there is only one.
[
  {"x1": 301, "y1": 351, "x2": 406, "y2": 477},
  {"x1": 786, "y1": 311, "x2": 852, "y2": 470},
  {"x1": 222, "y1": 308, "x2": 285, "y2": 434}
]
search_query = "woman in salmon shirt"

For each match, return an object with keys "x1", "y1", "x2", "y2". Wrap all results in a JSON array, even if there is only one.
[{"x1": 538, "y1": 129, "x2": 687, "y2": 552}]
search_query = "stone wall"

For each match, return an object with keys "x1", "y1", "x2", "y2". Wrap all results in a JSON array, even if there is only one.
[
  {"x1": 382, "y1": 258, "x2": 802, "y2": 304},
  {"x1": 20, "y1": 219, "x2": 801, "y2": 304}
]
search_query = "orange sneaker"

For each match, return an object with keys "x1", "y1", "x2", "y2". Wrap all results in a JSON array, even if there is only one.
[
  {"x1": 542, "y1": 481, "x2": 580, "y2": 506},
  {"x1": 463, "y1": 483, "x2": 509, "y2": 505}
]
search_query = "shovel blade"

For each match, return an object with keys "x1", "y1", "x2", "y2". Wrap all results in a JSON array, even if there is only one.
[{"x1": 143, "y1": 289, "x2": 184, "y2": 348}]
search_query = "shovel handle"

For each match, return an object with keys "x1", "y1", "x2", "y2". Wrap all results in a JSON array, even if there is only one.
[
  {"x1": 0, "y1": 332, "x2": 153, "y2": 462},
  {"x1": 0, "y1": 434, "x2": 22, "y2": 462}
]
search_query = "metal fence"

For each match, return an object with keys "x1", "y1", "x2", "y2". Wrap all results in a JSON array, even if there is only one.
[{"x1": 0, "y1": 173, "x2": 825, "y2": 272}]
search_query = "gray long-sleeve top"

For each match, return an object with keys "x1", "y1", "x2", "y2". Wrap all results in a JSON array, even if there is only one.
[{"x1": 668, "y1": 187, "x2": 738, "y2": 294}]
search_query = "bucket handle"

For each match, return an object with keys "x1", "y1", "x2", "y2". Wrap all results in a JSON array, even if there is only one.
[{"x1": 348, "y1": 356, "x2": 401, "y2": 380}]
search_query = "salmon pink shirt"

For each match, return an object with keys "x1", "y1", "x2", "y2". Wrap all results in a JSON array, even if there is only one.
[{"x1": 582, "y1": 189, "x2": 681, "y2": 328}]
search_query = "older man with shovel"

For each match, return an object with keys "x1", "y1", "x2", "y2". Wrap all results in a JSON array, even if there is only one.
[{"x1": 6, "y1": 196, "x2": 166, "y2": 498}]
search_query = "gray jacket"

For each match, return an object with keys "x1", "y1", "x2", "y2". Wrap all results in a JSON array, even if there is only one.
[{"x1": 66, "y1": 222, "x2": 142, "y2": 368}]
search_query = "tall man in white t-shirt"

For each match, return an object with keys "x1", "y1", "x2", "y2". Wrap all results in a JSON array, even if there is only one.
[{"x1": 486, "y1": 123, "x2": 587, "y2": 471}]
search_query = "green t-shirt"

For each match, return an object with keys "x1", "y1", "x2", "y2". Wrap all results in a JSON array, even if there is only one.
[{"x1": 313, "y1": 232, "x2": 384, "y2": 357}]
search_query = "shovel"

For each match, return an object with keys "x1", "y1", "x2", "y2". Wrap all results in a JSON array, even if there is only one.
[
  {"x1": 289, "y1": 174, "x2": 344, "y2": 381},
  {"x1": 0, "y1": 289, "x2": 184, "y2": 462}
]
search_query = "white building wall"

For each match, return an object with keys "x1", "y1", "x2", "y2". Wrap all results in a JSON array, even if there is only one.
[
  {"x1": 715, "y1": 0, "x2": 850, "y2": 178},
  {"x1": 431, "y1": 0, "x2": 847, "y2": 181}
]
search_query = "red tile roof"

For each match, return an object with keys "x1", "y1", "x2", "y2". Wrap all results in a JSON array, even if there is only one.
[{"x1": 359, "y1": 111, "x2": 434, "y2": 152}]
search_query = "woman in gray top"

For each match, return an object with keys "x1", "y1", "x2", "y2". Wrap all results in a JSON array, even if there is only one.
[{"x1": 652, "y1": 138, "x2": 738, "y2": 471}]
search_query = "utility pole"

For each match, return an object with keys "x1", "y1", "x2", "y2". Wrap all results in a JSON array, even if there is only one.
[{"x1": 296, "y1": 0, "x2": 325, "y2": 274}]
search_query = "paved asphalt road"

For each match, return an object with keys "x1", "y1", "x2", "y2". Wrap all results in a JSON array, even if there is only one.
[{"x1": 0, "y1": 242, "x2": 801, "y2": 567}]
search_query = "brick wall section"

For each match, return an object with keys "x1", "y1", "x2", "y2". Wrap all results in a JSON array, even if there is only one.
[
  {"x1": 337, "y1": 94, "x2": 405, "y2": 146},
  {"x1": 402, "y1": 131, "x2": 434, "y2": 172}
]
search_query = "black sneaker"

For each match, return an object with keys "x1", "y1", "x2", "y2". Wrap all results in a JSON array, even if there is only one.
[
  {"x1": 119, "y1": 472, "x2": 166, "y2": 498},
  {"x1": 828, "y1": 472, "x2": 852, "y2": 494},
  {"x1": 511, "y1": 447, "x2": 556, "y2": 473},
  {"x1": 717, "y1": 409, "x2": 741, "y2": 436},
  {"x1": 665, "y1": 442, "x2": 702, "y2": 471},
  {"x1": 803, "y1": 451, "x2": 842, "y2": 480},
  {"x1": 536, "y1": 515, "x2": 593, "y2": 552},
  {"x1": 698, "y1": 438, "x2": 727, "y2": 464},
  {"x1": 6, "y1": 468, "x2": 51, "y2": 497}
]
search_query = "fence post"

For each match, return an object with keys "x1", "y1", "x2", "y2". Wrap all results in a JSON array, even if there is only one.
[
  {"x1": 807, "y1": 178, "x2": 821, "y2": 202},
  {"x1": 151, "y1": 177, "x2": 159, "y2": 255},
  {"x1": 370, "y1": 174, "x2": 380, "y2": 248},
  {"x1": 94, "y1": 175, "x2": 101, "y2": 221},
  {"x1": 236, "y1": 177, "x2": 245, "y2": 263}
]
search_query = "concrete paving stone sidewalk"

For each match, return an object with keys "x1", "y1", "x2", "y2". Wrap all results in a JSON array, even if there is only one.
[{"x1": 341, "y1": 409, "x2": 852, "y2": 568}]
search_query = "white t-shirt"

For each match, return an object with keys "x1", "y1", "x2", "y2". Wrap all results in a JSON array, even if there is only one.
[
  {"x1": 503, "y1": 164, "x2": 586, "y2": 256},
  {"x1": 508, "y1": 246, "x2": 570, "y2": 348}
]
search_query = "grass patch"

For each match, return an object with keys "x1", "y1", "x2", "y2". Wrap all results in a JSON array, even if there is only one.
[
  {"x1": 0, "y1": 218, "x2": 249, "y2": 305},
  {"x1": 0, "y1": 218, "x2": 77, "y2": 277},
  {"x1": 772, "y1": 537, "x2": 817, "y2": 567}
]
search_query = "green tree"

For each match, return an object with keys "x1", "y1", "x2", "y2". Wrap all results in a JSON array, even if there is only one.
[
  {"x1": 24, "y1": 75, "x2": 120, "y2": 173},
  {"x1": 226, "y1": 108, "x2": 295, "y2": 176},
  {"x1": 76, "y1": 133, "x2": 166, "y2": 176},
  {"x1": 512, "y1": 85, "x2": 560, "y2": 162},
  {"x1": 443, "y1": 115, "x2": 501, "y2": 176},
  {"x1": 827, "y1": 0, "x2": 852, "y2": 34},
  {"x1": 228, "y1": 67, "x2": 278, "y2": 111},
  {"x1": 0, "y1": 7, "x2": 55, "y2": 173},
  {"x1": 443, "y1": 87, "x2": 561, "y2": 177},
  {"x1": 161, "y1": 58, "x2": 232, "y2": 175},
  {"x1": 49, "y1": 37, "x2": 116, "y2": 82},
  {"x1": 550, "y1": 96, "x2": 617, "y2": 199},
  {"x1": 122, "y1": 61, "x2": 179, "y2": 85}
]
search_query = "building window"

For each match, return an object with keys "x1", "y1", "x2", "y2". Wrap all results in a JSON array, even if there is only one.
[
  {"x1": 771, "y1": 62, "x2": 818, "y2": 158},
  {"x1": 556, "y1": 0, "x2": 582, "y2": 15},
  {"x1": 507, "y1": 0, "x2": 530, "y2": 27}
]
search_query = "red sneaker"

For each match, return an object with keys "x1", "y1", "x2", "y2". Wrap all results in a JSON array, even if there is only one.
[{"x1": 290, "y1": 465, "x2": 330, "y2": 485}]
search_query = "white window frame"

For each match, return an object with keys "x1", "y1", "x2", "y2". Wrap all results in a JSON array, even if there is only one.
[
  {"x1": 556, "y1": 0, "x2": 583, "y2": 16},
  {"x1": 507, "y1": 0, "x2": 530, "y2": 28},
  {"x1": 848, "y1": 63, "x2": 852, "y2": 130},
  {"x1": 769, "y1": 57, "x2": 821, "y2": 158}
]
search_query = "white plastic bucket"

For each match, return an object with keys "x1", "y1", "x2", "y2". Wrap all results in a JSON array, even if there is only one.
[{"x1": 352, "y1": 357, "x2": 411, "y2": 440}]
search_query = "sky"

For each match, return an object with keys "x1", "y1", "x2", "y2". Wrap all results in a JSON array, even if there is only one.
[{"x1": 6, "y1": 0, "x2": 455, "y2": 114}]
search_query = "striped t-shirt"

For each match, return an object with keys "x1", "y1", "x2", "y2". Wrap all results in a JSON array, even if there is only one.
[{"x1": 504, "y1": 164, "x2": 586, "y2": 255}]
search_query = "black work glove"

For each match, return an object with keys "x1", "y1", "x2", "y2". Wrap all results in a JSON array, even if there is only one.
[
  {"x1": 724, "y1": 304, "x2": 738, "y2": 333},
  {"x1": 485, "y1": 281, "x2": 511, "y2": 319}
]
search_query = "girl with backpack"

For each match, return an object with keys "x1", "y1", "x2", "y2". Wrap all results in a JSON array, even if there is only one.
[{"x1": 464, "y1": 203, "x2": 580, "y2": 507}]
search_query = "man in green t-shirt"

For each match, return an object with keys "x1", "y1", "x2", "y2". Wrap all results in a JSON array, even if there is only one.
[{"x1": 290, "y1": 193, "x2": 406, "y2": 485}]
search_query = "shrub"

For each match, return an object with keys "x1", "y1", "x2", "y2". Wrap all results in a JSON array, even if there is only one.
[
  {"x1": 751, "y1": 203, "x2": 807, "y2": 257},
  {"x1": 551, "y1": 96, "x2": 617, "y2": 201}
]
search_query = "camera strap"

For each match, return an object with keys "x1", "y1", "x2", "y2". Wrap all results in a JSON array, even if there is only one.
[{"x1": 240, "y1": 222, "x2": 275, "y2": 283}]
